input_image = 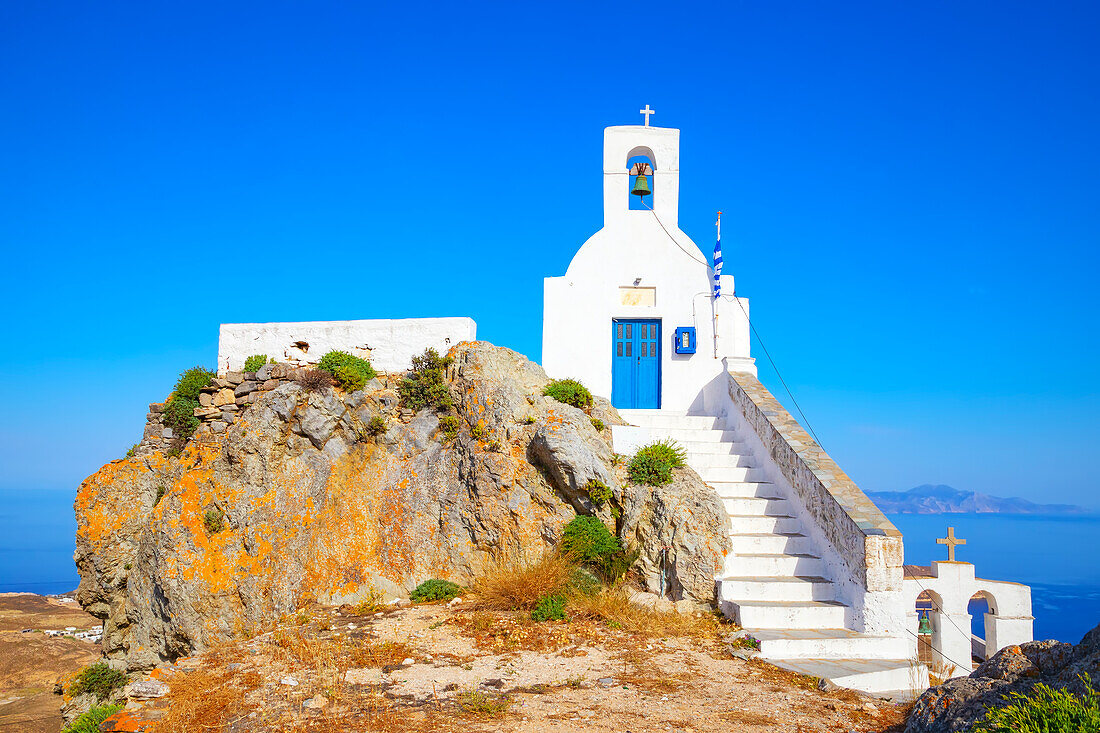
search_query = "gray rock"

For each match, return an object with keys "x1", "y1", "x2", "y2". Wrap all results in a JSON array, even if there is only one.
[
  {"x1": 161, "y1": 428, "x2": 173, "y2": 439},
  {"x1": 225, "y1": 371, "x2": 244, "y2": 385},
  {"x1": 262, "y1": 379, "x2": 280, "y2": 391},
  {"x1": 125, "y1": 678, "x2": 169, "y2": 699},
  {"x1": 256, "y1": 363, "x2": 274, "y2": 380},
  {"x1": 597, "y1": 677, "x2": 618, "y2": 688},
  {"x1": 619, "y1": 468, "x2": 731, "y2": 607},
  {"x1": 234, "y1": 381, "x2": 259, "y2": 397},
  {"x1": 905, "y1": 627, "x2": 1100, "y2": 733},
  {"x1": 210, "y1": 421, "x2": 228, "y2": 434}
]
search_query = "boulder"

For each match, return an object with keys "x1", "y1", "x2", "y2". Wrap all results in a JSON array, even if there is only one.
[
  {"x1": 905, "y1": 625, "x2": 1100, "y2": 733},
  {"x1": 618, "y1": 467, "x2": 731, "y2": 606}
]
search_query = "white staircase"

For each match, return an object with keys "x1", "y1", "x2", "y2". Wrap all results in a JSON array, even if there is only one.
[{"x1": 617, "y1": 409, "x2": 928, "y2": 698}]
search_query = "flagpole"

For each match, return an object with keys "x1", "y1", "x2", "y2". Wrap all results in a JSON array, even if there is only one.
[{"x1": 713, "y1": 211, "x2": 721, "y2": 359}]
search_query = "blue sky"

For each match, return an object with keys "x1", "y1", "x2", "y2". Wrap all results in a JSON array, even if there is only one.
[{"x1": 1, "y1": 1, "x2": 1097, "y2": 507}]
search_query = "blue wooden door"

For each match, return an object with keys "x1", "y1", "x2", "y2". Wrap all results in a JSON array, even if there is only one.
[{"x1": 612, "y1": 319, "x2": 660, "y2": 409}]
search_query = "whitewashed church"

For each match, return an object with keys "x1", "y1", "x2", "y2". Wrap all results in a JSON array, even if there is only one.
[{"x1": 217, "y1": 109, "x2": 1034, "y2": 698}]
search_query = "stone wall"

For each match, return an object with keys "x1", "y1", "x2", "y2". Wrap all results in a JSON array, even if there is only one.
[
  {"x1": 725, "y1": 371, "x2": 903, "y2": 594},
  {"x1": 134, "y1": 363, "x2": 310, "y2": 456}
]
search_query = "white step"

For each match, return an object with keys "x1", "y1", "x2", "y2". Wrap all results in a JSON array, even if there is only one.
[
  {"x1": 678, "y1": 440, "x2": 751, "y2": 455},
  {"x1": 708, "y1": 481, "x2": 782, "y2": 499},
  {"x1": 728, "y1": 515, "x2": 803, "y2": 534},
  {"x1": 618, "y1": 412, "x2": 724, "y2": 430},
  {"x1": 765, "y1": 657, "x2": 929, "y2": 696},
  {"x1": 728, "y1": 532, "x2": 814, "y2": 555},
  {"x1": 648, "y1": 428, "x2": 740, "y2": 443},
  {"x1": 725, "y1": 600, "x2": 849, "y2": 629},
  {"x1": 697, "y1": 466, "x2": 767, "y2": 482},
  {"x1": 720, "y1": 576, "x2": 836, "y2": 602},
  {"x1": 750, "y1": 629, "x2": 913, "y2": 660},
  {"x1": 722, "y1": 496, "x2": 791, "y2": 516},
  {"x1": 687, "y1": 453, "x2": 756, "y2": 469},
  {"x1": 732, "y1": 553, "x2": 824, "y2": 577}
]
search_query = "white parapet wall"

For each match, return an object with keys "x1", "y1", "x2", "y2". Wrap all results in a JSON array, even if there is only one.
[{"x1": 217, "y1": 317, "x2": 477, "y2": 374}]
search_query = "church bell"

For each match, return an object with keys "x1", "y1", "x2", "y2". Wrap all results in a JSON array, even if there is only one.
[
  {"x1": 918, "y1": 611, "x2": 932, "y2": 635},
  {"x1": 631, "y1": 173, "x2": 651, "y2": 198}
]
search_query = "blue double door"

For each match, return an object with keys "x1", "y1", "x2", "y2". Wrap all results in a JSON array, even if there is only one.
[{"x1": 612, "y1": 319, "x2": 660, "y2": 409}]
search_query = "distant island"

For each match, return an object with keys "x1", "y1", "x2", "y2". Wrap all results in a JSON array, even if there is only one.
[{"x1": 866, "y1": 484, "x2": 1091, "y2": 514}]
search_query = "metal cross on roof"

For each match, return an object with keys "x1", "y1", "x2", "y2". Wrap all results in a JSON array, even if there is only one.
[
  {"x1": 639, "y1": 104, "x2": 655, "y2": 127},
  {"x1": 937, "y1": 526, "x2": 967, "y2": 562}
]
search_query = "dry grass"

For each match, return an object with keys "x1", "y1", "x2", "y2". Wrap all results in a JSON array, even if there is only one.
[
  {"x1": 456, "y1": 688, "x2": 512, "y2": 717},
  {"x1": 348, "y1": 639, "x2": 416, "y2": 668},
  {"x1": 471, "y1": 550, "x2": 578, "y2": 611},
  {"x1": 567, "y1": 587, "x2": 720, "y2": 637},
  {"x1": 719, "y1": 709, "x2": 780, "y2": 725},
  {"x1": 155, "y1": 667, "x2": 251, "y2": 733}
]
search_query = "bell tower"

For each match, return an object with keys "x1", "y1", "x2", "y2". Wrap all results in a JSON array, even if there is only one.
[{"x1": 602, "y1": 124, "x2": 680, "y2": 228}]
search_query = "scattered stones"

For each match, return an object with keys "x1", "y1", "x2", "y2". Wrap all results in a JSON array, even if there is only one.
[
  {"x1": 280, "y1": 676, "x2": 299, "y2": 686},
  {"x1": 401, "y1": 657, "x2": 415, "y2": 666},
  {"x1": 597, "y1": 677, "x2": 618, "y2": 688},
  {"x1": 303, "y1": 694, "x2": 328, "y2": 709}
]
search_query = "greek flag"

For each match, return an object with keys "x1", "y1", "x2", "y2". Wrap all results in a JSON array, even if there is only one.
[{"x1": 712, "y1": 215, "x2": 723, "y2": 298}]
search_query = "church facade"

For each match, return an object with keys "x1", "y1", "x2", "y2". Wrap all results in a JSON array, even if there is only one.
[{"x1": 542, "y1": 114, "x2": 1034, "y2": 697}]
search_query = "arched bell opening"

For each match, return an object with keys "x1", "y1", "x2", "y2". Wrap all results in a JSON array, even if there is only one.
[
  {"x1": 914, "y1": 590, "x2": 936, "y2": 665},
  {"x1": 627, "y1": 153, "x2": 655, "y2": 211},
  {"x1": 970, "y1": 589, "x2": 1000, "y2": 662}
]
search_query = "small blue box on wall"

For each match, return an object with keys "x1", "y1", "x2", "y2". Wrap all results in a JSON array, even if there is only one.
[{"x1": 674, "y1": 327, "x2": 696, "y2": 354}]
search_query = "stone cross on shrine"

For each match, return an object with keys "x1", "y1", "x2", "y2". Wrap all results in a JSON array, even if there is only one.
[
  {"x1": 639, "y1": 104, "x2": 655, "y2": 126},
  {"x1": 937, "y1": 526, "x2": 967, "y2": 562}
]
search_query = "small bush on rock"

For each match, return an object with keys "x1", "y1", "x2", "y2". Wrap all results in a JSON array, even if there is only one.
[
  {"x1": 243, "y1": 354, "x2": 272, "y2": 372},
  {"x1": 410, "y1": 578, "x2": 462, "y2": 603},
  {"x1": 531, "y1": 593, "x2": 568, "y2": 622},
  {"x1": 367, "y1": 415, "x2": 387, "y2": 437},
  {"x1": 585, "y1": 479, "x2": 612, "y2": 506},
  {"x1": 399, "y1": 348, "x2": 454, "y2": 411},
  {"x1": 438, "y1": 415, "x2": 459, "y2": 442},
  {"x1": 973, "y1": 676, "x2": 1100, "y2": 733},
  {"x1": 318, "y1": 350, "x2": 375, "y2": 390},
  {"x1": 125, "y1": 444, "x2": 137, "y2": 458},
  {"x1": 626, "y1": 439, "x2": 686, "y2": 486},
  {"x1": 590, "y1": 417, "x2": 605, "y2": 431},
  {"x1": 155, "y1": 485, "x2": 166, "y2": 504},
  {"x1": 471, "y1": 423, "x2": 488, "y2": 440},
  {"x1": 70, "y1": 662, "x2": 126, "y2": 701},
  {"x1": 332, "y1": 364, "x2": 366, "y2": 392},
  {"x1": 542, "y1": 379, "x2": 592, "y2": 410},
  {"x1": 295, "y1": 368, "x2": 334, "y2": 391},
  {"x1": 63, "y1": 704, "x2": 124, "y2": 733},
  {"x1": 203, "y1": 508, "x2": 225, "y2": 534},
  {"x1": 161, "y1": 366, "x2": 215, "y2": 443},
  {"x1": 561, "y1": 516, "x2": 620, "y2": 566}
]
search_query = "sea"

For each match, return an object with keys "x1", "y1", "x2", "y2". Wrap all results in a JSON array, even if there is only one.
[{"x1": 1, "y1": 488, "x2": 1097, "y2": 644}]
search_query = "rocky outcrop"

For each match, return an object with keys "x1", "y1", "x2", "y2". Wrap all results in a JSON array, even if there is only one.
[
  {"x1": 75, "y1": 342, "x2": 729, "y2": 671},
  {"x1": 618, "y1": 468, "x2": 731, "y2": 608},
  {"x1": 905, "y1": 624, "x2": 1100, "y2": 732}
]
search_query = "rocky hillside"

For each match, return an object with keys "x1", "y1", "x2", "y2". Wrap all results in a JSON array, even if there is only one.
[{"x1": 75, "y1": 342, "x2": 731, "y2": 671}]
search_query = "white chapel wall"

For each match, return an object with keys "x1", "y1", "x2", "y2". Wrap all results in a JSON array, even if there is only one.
[
  {"x1": 217, "y1": 317, "x2": 476, "y2": 374},
  {"x1": 542, "y1": 125, "x2": 755, "y2": 413}
]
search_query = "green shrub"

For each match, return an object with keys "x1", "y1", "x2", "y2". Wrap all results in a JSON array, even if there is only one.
[
  {"x1": 590, "y1": 417, "x2": 605, "y2": 432},
  {"x1": 542, "y1": 379, "x2": 592, "y2": 410},
  {"x1": 162, "y1": 396, "x2": 200, "y2": 442},
  {"x1": 471, "y1": 423, "x2": 488, "y2": 440},
  {"x1": 161, "y1": 366, "x2": 215, "y2": 443},
  {"x1": 531, "y1": 593, "x2": 568, "y2": 622},
  {"x1": 973, "y1": 676, "x2": 1100, "y2": 733},
  {"x1": 243, "y1": 354, "x2": 272, "y2": 372},
  {"x1": 585, "y1": 479, "x2": 613, "y2": 506},
  {"x1": 626, "y1": 439, "x2": 686, "y2": 486},
  {"x1": 438, "y1": 415, "x2": 459, "y2": 442},
  {"x1": 523, "y1": 415, "x2": 536, "y2": 425},
  {"x1": 568, "y1": 567, "x2": 602, "y2": 597},
  {"x1": 154, "y1": 485, "x2": 166, "y2": 505},
  {"x1": 63, "y1": 703, "x2": 123, "y2": 733},
  {"x1": 318, "y1": 350, "x2": 375, "y2": 390},
  {"x1": 125, "y1": 444, "x2": 137, "y2": 459},
  {"x1": 367, "y1": 415, "x2": 387, "y2": 437},
  {"x1": 203, "y1": 508, "x2": 224, "y2": 534},
  {"x1": 174, "y1": 366, "x2": 216, "y2": 401},
  {"x1": 332, "y1": 364, "x2": 366, "y2": 392},
  {"x1": 560, "y1": 515, "x2": 637, "y2": 582},
  {"x1": 69, "y1": 662, "x2": 126, "y2": 701},
  {"x1": 410, "y1": 578, "x2": 462, "y2": 602},
  {"x1": 561, "y1": 516, "x2": 621, "y2": 566},
  {"x1": 398, "y1": 348, "x2": 454, "y2": 411}
]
